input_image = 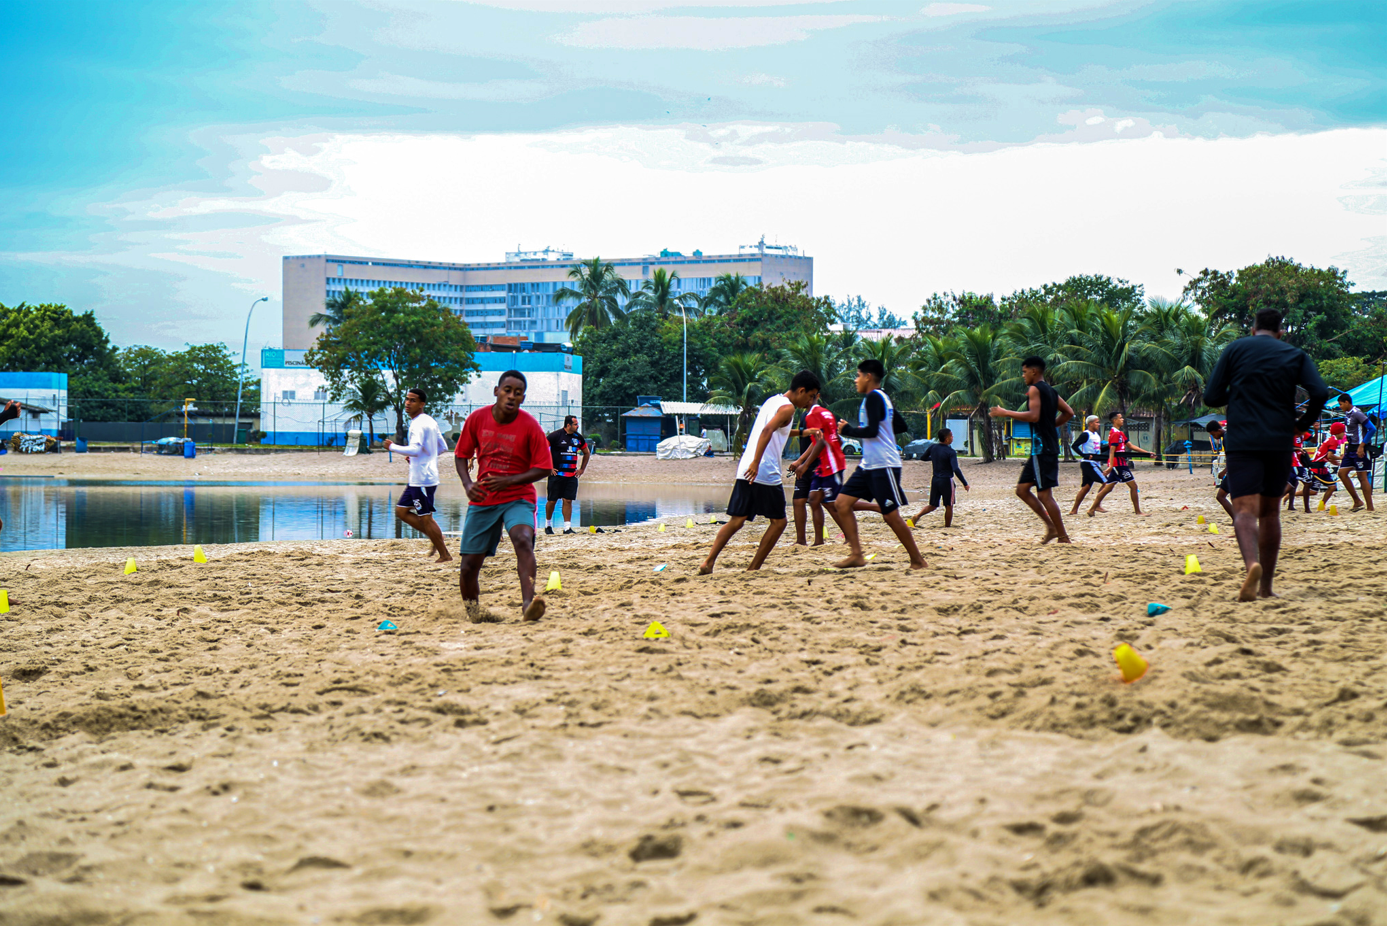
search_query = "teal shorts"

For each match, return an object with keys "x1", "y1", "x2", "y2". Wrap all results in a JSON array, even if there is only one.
[{"x1": 459, "y1": 499, "x2": 536, "y2": 557}]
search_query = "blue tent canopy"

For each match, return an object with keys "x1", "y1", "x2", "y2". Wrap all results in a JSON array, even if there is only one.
[{"x1": 1338, "y1": 374, "x2": 1387, "y2": 411}]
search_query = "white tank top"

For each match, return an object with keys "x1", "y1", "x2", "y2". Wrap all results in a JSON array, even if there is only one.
[
  {"x1": 737, "y1": 394, "x2": 792, "y2": 485},
  {"x1": 860, "y1": 390, "x2": 902, "y2": 470}
]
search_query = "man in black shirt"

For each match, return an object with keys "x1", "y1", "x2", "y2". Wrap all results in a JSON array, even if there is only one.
[
  {"x1": 543, "y1": 416, "x2": 589, "y2": 534},
  {"x1": 1203, "y1": 308, "x2": 1328, "y2": 601},
  {"x1": 908, "y1": 428, "x2": 969, "y2": 527},
  {"x1": 991, "y1": 356, "x2": 1074, "y2": 543}
]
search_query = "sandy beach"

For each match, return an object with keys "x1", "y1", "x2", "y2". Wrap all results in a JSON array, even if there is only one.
[{"x1": 2, "y1": 453, "x2": 1385, "y2": 925}]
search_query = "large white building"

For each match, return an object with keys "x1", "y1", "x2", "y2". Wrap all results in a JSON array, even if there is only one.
[
  {"x1": 258, "y1": 348, "x2": 583, "y2": 445},
  {"x1": 282, "y1": 239, "x2": 813, "y2": 350}
]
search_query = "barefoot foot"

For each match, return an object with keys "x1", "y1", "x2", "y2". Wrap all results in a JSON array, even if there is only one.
[
  {"x1": 833, "y1": 554, "x2": 867, "y2": 569},
  {"x1": 1238, "y1": 563, "x2": 1262, "y2": 602},
  {"x1": 698, "y1": 562, "x2": 714, "y2": 575},
  {"x1": 522, "y1": 597, "x2": 546, "y2": 622}
]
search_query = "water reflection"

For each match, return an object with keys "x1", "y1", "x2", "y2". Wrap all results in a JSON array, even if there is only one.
[{"x1": 0, "y1": 479, "x2": 744, "y2": 552}]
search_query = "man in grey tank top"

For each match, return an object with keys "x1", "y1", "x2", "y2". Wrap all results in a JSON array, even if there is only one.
[{"x1": 991, "y1": 356, "x2": 1074, "y2": 543}]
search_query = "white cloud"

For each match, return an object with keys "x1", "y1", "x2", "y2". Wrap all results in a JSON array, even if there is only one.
[
  {"x1": 738, "y1": 72, "x2": 788, "y2": 88},
  {"x1": 920, "y1": 3, "x2": 992, "y2": 16},
  {"x1": 347, "y1": 73, "x2": 557, "y2": 102},
  {"x1": 557, "y1": 14, "x2": 884, "y2": 50}
]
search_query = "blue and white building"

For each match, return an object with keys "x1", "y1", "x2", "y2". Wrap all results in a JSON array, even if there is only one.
[{"x1": 0, "y1": 372, "x2": 68, "y2": 437}]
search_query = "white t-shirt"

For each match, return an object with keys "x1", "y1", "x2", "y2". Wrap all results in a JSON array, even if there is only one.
[
  {"x1": 392, "y1": 413, "x2": 449, "y2": 487},
  {"x1": 737, "y1": 394, "x2": 793, "y2": 486}
]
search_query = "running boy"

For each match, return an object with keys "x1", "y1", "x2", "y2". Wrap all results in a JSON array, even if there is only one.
[
  {"x1": 1205, "y1": 420, "x2": 1235, "y2": 519},
  {"x1": 990, "y1": 356, "x2": 1075, "y2": 543},
  {"x1": 383, "y1": 388, "x2": 452, "y2": 563},
  {"x1": 1307, "y1": 423, "x2": 1345, "y2": 510},
  {"x1": 1336, "y1": 394, "x2": 1375, "y2": 512},
  {"x1": 1069, "y1": 414, "x2": 1108, "y2": 515},
  {"x1": 1087, "y1": 411, "x2": 1154, "y2": 516},
  {"x1": 454, "y1": 370, "x2": 555, "y2": 622},
  {"x1": 833, "y1": 359, "x2": 928, "y2": 570},
  {"x1": 908, "y1": 428, "x2": 969, "y2": 527},
  {"x1": 700, "y1": 371, "x2": 823, "y2": 573}
]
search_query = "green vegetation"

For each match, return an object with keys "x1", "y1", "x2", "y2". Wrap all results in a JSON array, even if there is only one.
[{"x1": 554, "y1": 257, "x2": 630, "y2": 341}]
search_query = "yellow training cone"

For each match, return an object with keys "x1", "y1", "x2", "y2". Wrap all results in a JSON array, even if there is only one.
[
  {"x1": 658, "y1": 523, "x2": 666, "y2": 533},
  {"x1": 1184, "y1": 554, "x2": 1202, "y2": 575},
  {"x1": 124, "y1": 558, "x2": 138, "y2": 575},
  {"x1": 1196, "y1": 515, "x2": 1206, "y2": 525},
  {"x1": 906, "y1": 519, "x2": 914, "y2": 528},
  {"x1": 686, "y1": 518, "x2": 695, "y2": 528},
  {"x1": 0, "y1": 675, "x2": 6, "y2": 716},
  {"x1": 589, "y1": 525, "x2": 596, "y2": 534},
  {"x1": 545, "y1": 570, "x2": 561, "y2": 592},
  {"x1": 643, "y1": 621, "x2": 669, "y2": 639},
  {"x1": 865, "y1": 553, "x2": 877, "y2": 561},
  {"x1": 1318, "y1": 499, "x2": 1325, "y2": 511},
  {"x1": 709, "y1": 514, "x2": 716, "y2": 524},
  {"x1": 1207, "y1": 525, "x2": 1219, "y2": 534},
  {"x1": 1330, "y1": 504, "x2": 1339, "y2": 515},
  {"x1": 0, "y1": 590, "x2": 8, "y2": 614},
  {"x1": 1113, "y1": 644, "x2": 1149, "y2": 683},
  {"x1": 193, "y1": 545, "x2": 208, "y2": 563}
]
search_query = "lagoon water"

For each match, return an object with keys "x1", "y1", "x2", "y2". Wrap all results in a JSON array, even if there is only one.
[{"x1": 0, "y1": 479, "x2": 738, "y2": 552}]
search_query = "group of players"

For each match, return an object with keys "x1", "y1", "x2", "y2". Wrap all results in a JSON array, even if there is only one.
[{"x1": 386, "y1": 307, "x2": 1373, "y2": 617}]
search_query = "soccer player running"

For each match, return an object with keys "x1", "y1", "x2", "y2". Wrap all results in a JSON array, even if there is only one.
[
  {"x1": 1335, "y1": 394, "x2": 1375, "y2": 512},
  {"x1": 454, "y1": 370, "x2": 555, "y2": 622},
  {"x1": 543, "y1": 415, "x2": 590, "y2": 534},
  {"x1": 1068, "y1": 414, "x2": 1108, "y2": 515},
  {"x1": 833, "y1": 359, "x2": 928, "y2": 570},
  {"x1": 382, "y1": 388, "x2": 452, "y2": 563},
  {"x1": 990, "y1": 356, "x2": 1075, "y2": 544},
  {"x1": 700, "y1": 371, "x2": 823, "y2": 573},
  {"x1": 790, "y1": 397, "x2": 854, "y2": 545},
  {"x1": 908, "y1": 428, "x2": 969, "y2": 528},
  {"x1": 1086, "y1": 411, "x2": 1154, "y2": 516},
  {"x1": 1307, "y1": 423, "x2": 1346, "y2": 510},
  {"x1": 1204, "y1": 420, "x2": 1235, "y2": 519},
  {"x1": 1203, "y1": 308, "x2": 1329, "y2": 602}
]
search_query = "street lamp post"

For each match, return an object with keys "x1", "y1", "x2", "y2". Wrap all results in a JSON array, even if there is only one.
[{"x1": 234, "y1": 297, "x2": 268, "y2": 445}]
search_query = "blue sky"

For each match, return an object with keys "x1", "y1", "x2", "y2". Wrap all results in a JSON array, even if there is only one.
[{"x1": 1, "y1": 0, "x2": 1384, "y2": 358}]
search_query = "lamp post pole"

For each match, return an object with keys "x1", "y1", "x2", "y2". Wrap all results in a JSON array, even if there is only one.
[{"x1": 234, "y1": 297, "x2": 268, "y2": 445}]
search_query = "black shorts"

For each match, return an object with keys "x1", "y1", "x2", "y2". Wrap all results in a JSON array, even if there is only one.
[
  {"x1": 842, "y1": 466, "x2": 906, "y2": 515},
  {"x1": 928, "y1": 476, "x2": 956, "y2": 508},
  {"x1": 1340, "y1": 451, "x2": 1370, "y2": 474},
  {"x1": 547, "y1": 474, "x2": 579, "y2": 501},
  {"x1": 1080, "y1": 459, "x2": 1108, "y2": 486},
  {"x1": 397, "y1": 484, "x2": 437, "y2": 516},
  {"x1": 1225, "y1": 451, "x2": 1294, "y2": 499},
  {"x1": 1217, "y1": 476, "x2": 1229, "y2": 494},
  {"x1": 1108, "y1": 465, "x2": 1136, "y2": 484},
  {"x1": 792, "y1": 471, "x2": 812, "y2": 501},
  {"x1": 1306, "y1": 468, "x2": 1337, "y2": 491},
  {"x1": 810, "y1": 471, "x2": 842, "y2": 503},
  {"x1": 727, "y1": 479, "x2": 787, "y2": 522},
  {"x1": 1018, "y1": 453, "x2": 1060, "y2": 491}
]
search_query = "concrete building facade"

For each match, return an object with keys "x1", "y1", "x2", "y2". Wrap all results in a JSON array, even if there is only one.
[{"x1": 282, "y1": 240, "x2": 812, "y2": 350}]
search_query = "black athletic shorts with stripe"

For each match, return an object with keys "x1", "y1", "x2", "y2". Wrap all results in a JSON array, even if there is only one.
[{"x1": 842, "y1": 466, "x2": 906, "y2": 515}]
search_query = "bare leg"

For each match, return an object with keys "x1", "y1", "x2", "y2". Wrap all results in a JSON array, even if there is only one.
[
  {"x1": 1069, "y1": 484, "x2": 1090, "y2": 515},
  {"x1": 507, "y1": 524, "x2": 543, "y2": 619},
  {"x1": 1337, "y1": 468, "x2": 1363, "y2": 508},
  {"x1": 1016, "y1": 484, "x2": 1058, "y2": 542},
  {"x1": 1255, "y1": 494, "x2": 1281, "y2": 598},
  {"x1": 1301, "y1": 484, "x2": 1312, "y2": 512},
  {"x1": 562, "y1": 498, "x2": 573, "y2": 526},
  {"x1": 1035, "y1": 488, "x2": 1071, "y2": 543},
  {"x1": 1216, "y1": 489, "x2": 1234, "y2": 519},
  {"x1": 883, "y1": 510, "x2": 927, "y2": 569},
  {"x1": 808, "y1": 494, "x2": 826, "y2": 545},
  {"x1": 398, "y1": 508, "x2": 452, "y2": 562},
  {"x1": 1087, "y1": 482, "x2": 1115, "y2": 515},
  {"x1": 1358, "y1": 472, "x2": 1374, "y2": 511},
  {"x1": 747, "y1": 518, "x2": 787, "y2": 570},
  {"x1": 793, "y1": 497, "x2": 808, "y2": 545},
  {"x1": 833, "y1": 493, "x2": 867, "y2": 567},
  {"x1": 458, "y1": 552, "x2": 501, "y2": 622},
  {"x1": 910, "y1": 503, "x2": 938, "y2": 524},
  {"x1": 1128, "y1": 482, "x2": 1148, "y2": 516},
  {"x1": 943, "y1": 504, "x2": 953, "y2": 528},
  {"x1": 700, "y1": 516, "x2": 747, "y2": 574},
  {"x1": 1231, "y1": 493, "x2": 1280, "y2": 601},
  {"x1": 544, "y1": 499, "x2": 557, "y2": 527}
]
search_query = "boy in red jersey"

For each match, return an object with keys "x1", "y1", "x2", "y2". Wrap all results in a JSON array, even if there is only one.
[
  {"x1": 454, "y1": 370, "x2": 555, "y2": 623},
  {"x1": 1086, "y1": 411, "x2": 1154, "y2": 517},
  {"x1": 790, "y1": 396, "x2": 856, "y2": 545},
  {"x1": 1305, "y1": 424, "x2": 1345, "y2": 511}
]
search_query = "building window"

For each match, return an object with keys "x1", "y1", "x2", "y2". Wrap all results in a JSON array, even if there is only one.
[
  {"x1": 282, "y1": 390, "x2": 296, "y2": 401},
  {"x1": 561, "y1": 389, "x2": 569, "y2": 407},
  {"x1": 337, "y1": 264, "x2": 343, "y2": 277},
  {"x1": 314, "y1": 388, "x2": 328, "y2": 401}
]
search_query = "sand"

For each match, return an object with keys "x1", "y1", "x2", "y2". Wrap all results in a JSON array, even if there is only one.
[{"x1": 2, "y1": 454, "x2": 1386, "y2": 926}]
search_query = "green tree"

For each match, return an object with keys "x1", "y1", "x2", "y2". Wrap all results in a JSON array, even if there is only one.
[
  {"x1": 708, "y1": 352, "x2": 777, "y2": 453},
  {"x1": 913, "y1": 291, "x2": 1006, "y2": 337},
  {"x1": 1317, "y1": 357, "x2": 1379, "y2": 391},
  {"x1": 341, "y1": 375, "x2": 391, "y2": 445},
  {"x1": 835, "y1": 295, "x2": 905, "y2": 330},
  {"x1": 150, "y1": 343, "x2": 259, "y2": 416},
  {"x1": 1138, "y1": 299, "x2": 1236, "y2": 459},
  {"x1": 305, "y1": 287, "x2": 480, "y2": 440},
  {"x1": 780, "y1": 331, "x2": 852, "y2": 410},
  {"x1": 934, "y1": 325, "x2": 1020, "y2": 463},
  {"x1": 0, "y1": 302, "x2": 127, "y2": 421},
  {"x1": 1180, "y1": 257, "x2": 1354, "y2": 359},
  {"x1": 1005, "y1": 274, "x2": 1145, "y2": 315},
  {"x1": 310, "y1": 287, "x2": 365, "y2": 330},
  {"x1": 575, "y1": 311, "x2": 718, "y2": 421},
  {"x1": 1055, "y1": 307, "x2": 1162, "y2": 418},
  {"x1": 1339, "y1": 291, "x2": 1387, "y2": 362},
  {"x1": 700, "y1": 273, "x2": 755, "y2": 316},
  {"x1": 721, "y1": 281, "x2": 836, "y2": 356},
  {"x1": 553, "y1": 257, "x2": 631, "y2": 341},
  {"x1": 628, "y1": 268, "x2": 699, "y2": 319}
]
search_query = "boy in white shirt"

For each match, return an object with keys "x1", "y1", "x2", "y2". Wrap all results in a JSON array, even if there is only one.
[{"x1": 383, "y1": 387, "x2": 453, "y2": 562}]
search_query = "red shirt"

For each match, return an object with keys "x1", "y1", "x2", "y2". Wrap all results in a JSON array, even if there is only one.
[
  {"x1": 1312, "y1": 435, "x2": 1343, "y2": 466},
  {"x1": 1108, "y1": 427, "x2": 1130, "y2": 465},
  {"x1": 1292, "y1": 433, "x2": 1304, "y2": 466},
  {"x1": 454, "y1": 407, "x2": 552, "y2": 505},
  {"x1": 805, "y1": 404, "x2": 846, "y2": 476}
]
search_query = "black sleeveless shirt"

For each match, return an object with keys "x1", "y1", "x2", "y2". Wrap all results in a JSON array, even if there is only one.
[{"x1": 1032, "y1": 381, "x2": 1059, "y2": 455}]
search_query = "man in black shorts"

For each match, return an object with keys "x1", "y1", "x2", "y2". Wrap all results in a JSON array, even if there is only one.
[
  {"x1": 1335, "y1": 394, "x2": 1375, "y2": 512},
  {"x1": 991, "y1": 356, "x2": 1073, "y2": 543},
  {"x1": 908, "y1": 428, "x2": 969, "y2": 527},
  {"x1": 1204, "y1": 308, "x2": 1328, "y2": 601},
  {"x1": 1204, "y1": 420, "x2": 1235, "y2": 519},
  {"x1": 543, "y1": 415, "x2": 589, "y2": 534}
]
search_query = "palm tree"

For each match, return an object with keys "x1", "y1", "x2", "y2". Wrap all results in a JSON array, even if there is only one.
[
  {"x1": 780, "y1": 331, "x2": 852, "y2": 408},
  {"x1": 1005, "y1": 303, "x2": 1083, "y2": 457},
  {"x1": 708, "y1": 352, "x2": 776, "y2": 454},
  {"x1": 310, "y1": 287, "x2": 364, "y2": 330},
  {"x1": 553, "y1": 258, "x2": 631, "y2": 341},
  {"x1": 342, "y1": 376, "x2": 390, "y2": 446},
  {"x1": 935, "y1": 325, "x2": 1021, "y2": 463},
  {"x1": 1140, "y1": 299, "x2": 1237, "y2": 459},
  {"x1": 700, "y1": 273, "x2": 754, "y2": 315},
  {"x1": 904, "y1": 334, "x2": 951, "y2": 439},
  {"x1": 628, "y1": 268, "x2": 699, "y2": 319},
  {"x1": 1055, "y1": 307, "x2": 1162, "y2": 419}
]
